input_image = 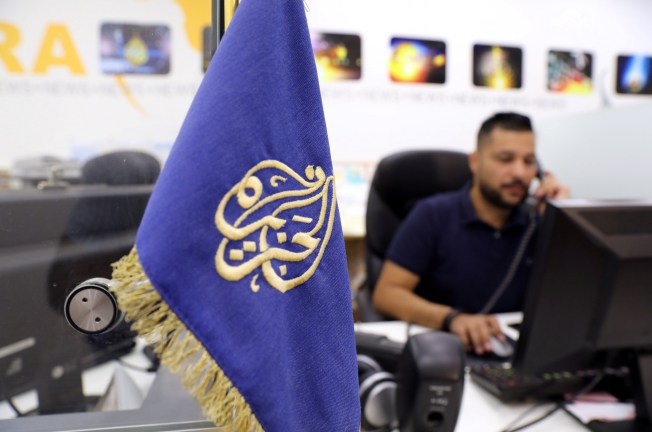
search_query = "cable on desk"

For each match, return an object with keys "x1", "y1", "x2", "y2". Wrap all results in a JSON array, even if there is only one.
[
  {"x1": 118, "y1": 344, "x2": 160, "y2": 372},
  {"x1": 405, "y1": 322, "x2": 412, "y2": 342},
  {"x1": 5, "y1": 397, "x2": 24, "y2": 417},
  {"x1": 497, "y1": 400, "x2": 556, "y2": 432},
  {"x1": 500, "y1": 402, "x2": 563, "y2": 432},
  {"x1": 497, "y1": 371, "x2": 605, "y2": 432},
  {"x1": 119, "y1": 359, "x2": 159, "y2": 373}
]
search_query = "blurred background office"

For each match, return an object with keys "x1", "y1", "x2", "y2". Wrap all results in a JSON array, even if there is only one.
[
  {"x1": 3, "y1": 0, "x2": 652, "y2": 288},
  {"x1": 1, "y1": 0, "x2": 652, "y2": 421},
  {"x1": 2, "y1": 0, "x2": 652, "y2": 201}
]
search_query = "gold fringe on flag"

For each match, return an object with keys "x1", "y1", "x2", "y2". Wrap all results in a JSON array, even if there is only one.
[{"x1": 111, "y1": 248, "x2": 264, "y2": 432}]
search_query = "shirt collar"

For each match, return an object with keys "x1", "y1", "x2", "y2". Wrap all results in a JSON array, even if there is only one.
[{"x1": 460, "y1": 181, "x2": 530, "y2": 229}]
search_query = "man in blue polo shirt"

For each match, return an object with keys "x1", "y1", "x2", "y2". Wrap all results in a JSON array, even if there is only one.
[{"x1": 372, "y1": 112, "x2": 569, "y2": 355}]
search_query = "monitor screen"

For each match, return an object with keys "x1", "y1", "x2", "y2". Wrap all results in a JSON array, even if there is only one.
[
  {"x1": 512, "y1": 199, "x2": 652, "y2": 426},
  {"x1": 0, "y1": 185, "x2": 151, "y2": 415}
]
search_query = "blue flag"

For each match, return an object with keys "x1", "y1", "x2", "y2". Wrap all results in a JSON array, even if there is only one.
[{"x1": 111, "y1": 0, "x2": 361, "y2": 430}]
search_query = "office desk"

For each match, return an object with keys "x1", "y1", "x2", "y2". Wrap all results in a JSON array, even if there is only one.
[
  {"x1": 356, "y1": 316, "x2": 588, "y2": 432},
  {"x1": 2, "y1": 317, "x2": 590, "y2": 432},
  {"x1": 0, "y1": 359, "x2": 214, "y2": 432}
]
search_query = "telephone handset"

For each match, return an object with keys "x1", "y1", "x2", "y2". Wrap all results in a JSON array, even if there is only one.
[
  {"x1": 534, "y1": 159, "x2": 544, "y2": 181},
  {"x1": 524, "y1": 160, "x2": 546, "y2": 214}
]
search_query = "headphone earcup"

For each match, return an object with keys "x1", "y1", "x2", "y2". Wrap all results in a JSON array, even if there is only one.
[
  {"x1": 358, "y1": 354, "x2": 398, "y2": 432},
  {"x1": 358, "y1": 354, "x2": 383, "y2": 381}
]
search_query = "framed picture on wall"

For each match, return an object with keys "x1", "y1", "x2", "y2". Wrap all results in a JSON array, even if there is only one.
[
  {"x1": 311, "y1": 32, "x2": 362, "y2": 81},
  {"x1": 615, "y1": 54, "x2": 652, "y2": 95},
  {"x1": 547, "y1": 50, "x2": 593, "y2": 94},
  {"x1": 472, "y1": 43, "x2": 522, "y2": 89},
  {"x1": 388, "y1": 37, "x2": 446, "y2": 84},
  {"x1": 99, "y1": 23, "x2": 171, "y2": 75}
]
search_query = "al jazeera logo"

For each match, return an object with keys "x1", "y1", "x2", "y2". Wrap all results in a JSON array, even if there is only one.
[{"x1": 215, "y1": 160, "x2": 338, "y2": 293}]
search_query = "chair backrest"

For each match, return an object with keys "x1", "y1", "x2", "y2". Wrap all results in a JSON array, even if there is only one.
[
  {"x1": 360, "y1": 150, "x2": 472, "y2": 321},
  {"x1": 82, "y1": 151, "x2": 161, "y2": 186}
]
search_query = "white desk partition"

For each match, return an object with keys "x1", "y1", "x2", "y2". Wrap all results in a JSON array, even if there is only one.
[{"x1": 537, "y1": 102, "x2": 652, "y2": 201}]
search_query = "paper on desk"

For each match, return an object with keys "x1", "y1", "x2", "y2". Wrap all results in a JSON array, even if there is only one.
[{"x1": 565, "y1": 398, "x2": 635, "y2": 424}]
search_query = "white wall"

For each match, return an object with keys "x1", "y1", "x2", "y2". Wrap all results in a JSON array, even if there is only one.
[
  {"x1": 1, "y1": 0, "x2": 652, "y2": 201},
  {"x1": 0, "y1": 0, "x2": 208, "y2": 167},
  {"x1": 306, "y1": 0, "x2": 652, "y2": 163}
]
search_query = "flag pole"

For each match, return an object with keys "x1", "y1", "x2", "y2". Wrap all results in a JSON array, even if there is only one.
[{"x1": 211, "y1": 0, "x2": 240, "y2": 57}]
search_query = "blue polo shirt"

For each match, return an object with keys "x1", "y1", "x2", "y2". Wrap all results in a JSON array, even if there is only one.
[{"x1": 385, "y1": 184, "x2": 537, "y2": 313}]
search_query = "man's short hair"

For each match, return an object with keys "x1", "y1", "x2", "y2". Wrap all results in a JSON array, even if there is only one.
[{"x1": 477, "y1": 112, "x2": 533, "y2": 150}]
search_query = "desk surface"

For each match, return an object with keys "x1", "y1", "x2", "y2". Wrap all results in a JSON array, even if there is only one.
[
  {"x1": 356, "y1": 316, "x2": 588, "y2": 432},
  {"x1": 2, "y1": 316, "x2": 592, "y2": 432}
]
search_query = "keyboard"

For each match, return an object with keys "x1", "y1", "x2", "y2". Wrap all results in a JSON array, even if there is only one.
[{"x1": 470, "y1": 364, "x2": 598, "y2": 402}]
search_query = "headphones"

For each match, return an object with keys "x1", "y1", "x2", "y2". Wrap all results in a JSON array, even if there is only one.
[
  {"x1": 359, "y1": 354, "x2": 399, "y2": 431},
  {"x1": 357, "y1": 331, "x2": 466, "y2": 432}
]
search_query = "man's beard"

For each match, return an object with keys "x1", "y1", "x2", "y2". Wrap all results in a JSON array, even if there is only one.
[{"x1": 479, "y1": 179, "x2": 527, "y2": 210}]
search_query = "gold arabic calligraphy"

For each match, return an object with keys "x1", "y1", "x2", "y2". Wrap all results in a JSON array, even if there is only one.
[{"x1": 214, "y1": 160, "x2": 337, "y2": 293}]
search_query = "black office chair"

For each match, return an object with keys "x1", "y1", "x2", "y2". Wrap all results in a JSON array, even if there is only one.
[
  {"x1": 357, "y1": 150, "x2": 472, "y2": 322},
  {"x1": 81, "y1": 150, "x2": 161, "y2": 186},
  {"x1": 64, "y1": 151, "x2": 160, "y2": 238}
]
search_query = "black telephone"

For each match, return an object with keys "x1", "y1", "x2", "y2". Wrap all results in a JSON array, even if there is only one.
[{"x1": 524, "y1": 160, "x2": 546, "y2": 213}]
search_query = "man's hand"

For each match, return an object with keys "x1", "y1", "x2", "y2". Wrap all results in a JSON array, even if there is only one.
[
  {"x1": 448, "y1": 313, "x2": 503, "y2": 355},
  {"x1": 534, "y1": 171, "x2": 570, "y2": 201}
]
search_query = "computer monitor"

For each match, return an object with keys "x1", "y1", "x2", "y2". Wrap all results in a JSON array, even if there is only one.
[
  {"x1": 513, "y1": 199, "x2": 652, "y2": 430},
  {"x1": 0, "y1": 185, "x2": 152, "y2": 416}
]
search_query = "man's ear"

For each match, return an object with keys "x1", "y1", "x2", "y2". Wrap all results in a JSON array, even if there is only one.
[{"x1": 469, "y1": 151, "x2": 479, "y2": 176}]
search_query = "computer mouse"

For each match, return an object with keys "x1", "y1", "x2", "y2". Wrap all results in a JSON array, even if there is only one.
[{"x1": 489, "y1": 336, "x2": 514, "y2": 358}]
